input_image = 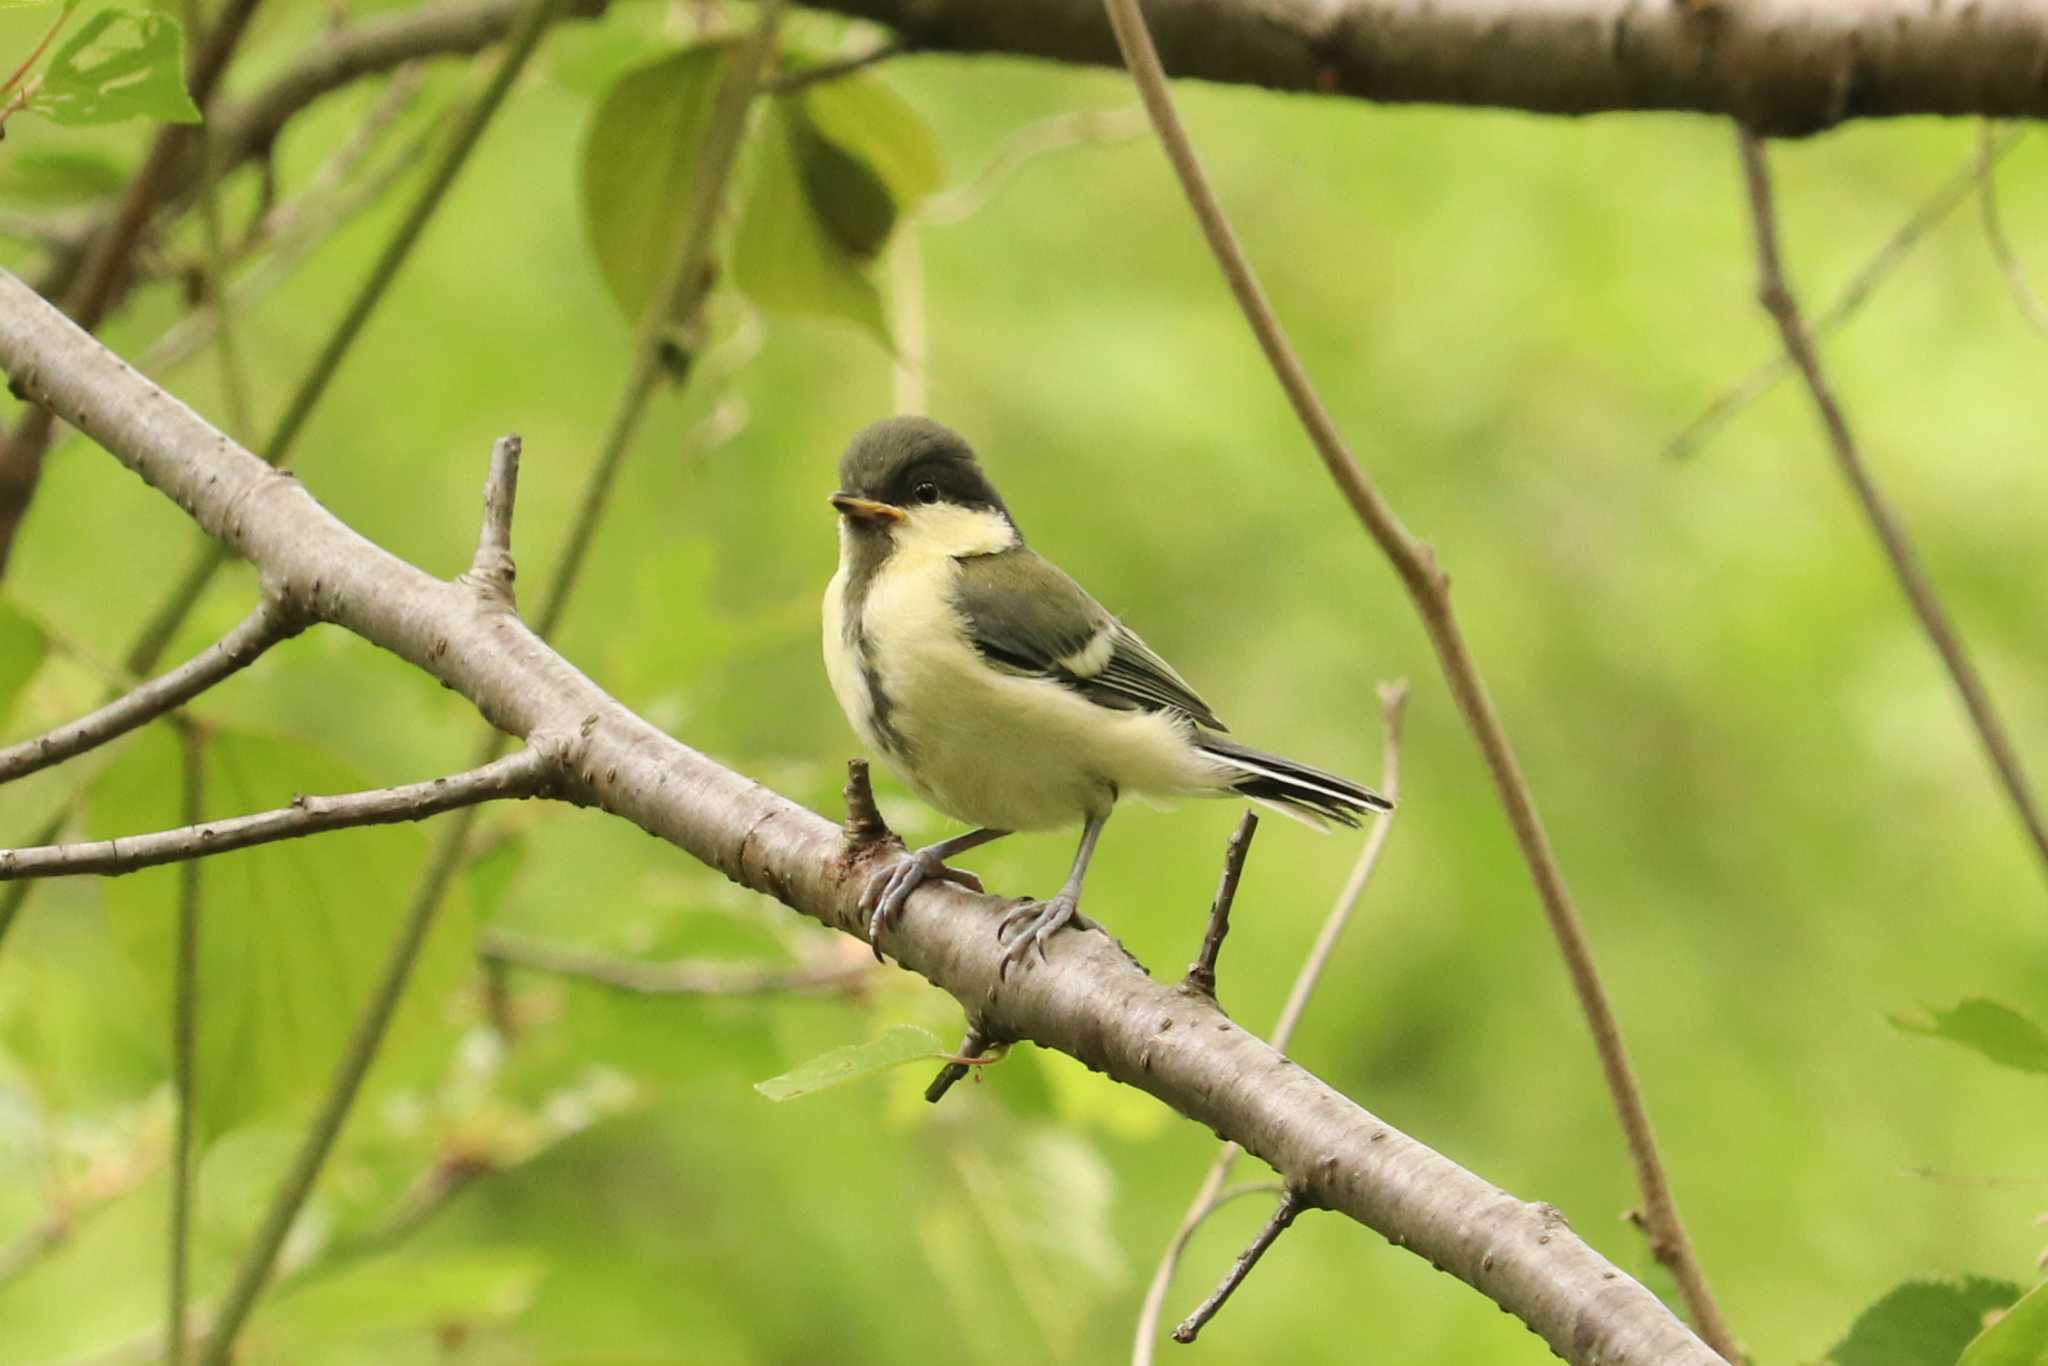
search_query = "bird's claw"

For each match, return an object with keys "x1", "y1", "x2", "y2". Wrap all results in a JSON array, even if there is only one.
[
  {"x1": 995, "y1": 893, "x2": 1079, "y2": 978},
  {"x1": 862, "y1": 848, "x2": 984, "y2": 960}
]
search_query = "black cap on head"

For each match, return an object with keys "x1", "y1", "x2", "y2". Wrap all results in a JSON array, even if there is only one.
[{"x1": 837, "y1": 416, "x2": 1011, "y2": 521}]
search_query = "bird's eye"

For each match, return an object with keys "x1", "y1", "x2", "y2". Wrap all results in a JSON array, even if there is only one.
[{"x1": 913, "y1": 481, "x2": 940, "y2": 505}]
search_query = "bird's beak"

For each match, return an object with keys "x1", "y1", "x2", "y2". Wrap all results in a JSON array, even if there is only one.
[{"x1": 829, "y1": 492, "x2": 905, "y2": 525}]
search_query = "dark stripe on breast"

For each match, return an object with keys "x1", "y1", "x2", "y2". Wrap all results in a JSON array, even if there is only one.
[{"x1": 840, "y1": 530, "x2": 911, "y2": 760}]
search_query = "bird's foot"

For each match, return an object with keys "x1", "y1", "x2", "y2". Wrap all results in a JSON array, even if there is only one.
[
  {"x1": 863, "y1": 846, "x2": 985, "y2": 959},
  {"x1": 996, "y1": 892, "x2": 1081, "y2": 978}
]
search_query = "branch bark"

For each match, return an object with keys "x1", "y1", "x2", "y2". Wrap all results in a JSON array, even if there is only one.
[
  {"x1": 797, "y1": 0, "x2": 2048, "y2": 134},
  {"x1": 0, "y1": 269, "x2": 1720, "y2": 1366},
  {"x1": 0, "y1": 747, "x2": 560, "y2": 879}
]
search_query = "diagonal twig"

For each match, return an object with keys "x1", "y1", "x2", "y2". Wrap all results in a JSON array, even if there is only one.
[
  {"x1": 1735, "y1": 125, "x2": 2048, "y2": 883},
  {"x1": 1183, "y1": 811, "x2": 1257, "y2": 999},
  {"x1": 1976, "y1": 122, "x2": 2048, "y2": 339},
  {"x1": 1099, "y1": 0, "x2": 1738, "y2": 1355},
  {"x1": 1172, "y1": 1189, "x2": 1308, "y2": 1344}
]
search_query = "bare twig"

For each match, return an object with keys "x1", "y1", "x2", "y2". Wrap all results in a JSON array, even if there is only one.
[
  {"x1": 1977, "y1": 122, "x2": 2048, "y2": 339},
  {"x1": 768, "y1": 40, "x2": 904, "y2": 94},
  {"x1": 1669, "y1": 127, "x2": 2027, "y2": 459},
  {"x1": 463, "y1": 434, "x2": 521, "y2": 607},
  {"x1": 923, "y1": 1020, "x2": 991, "y2": 1104},
  {"x1": 0, "y1": 600, "x2": 301, "y2": 786},
  {"x1": 0, "y1": 745, "x2": 559, "y2": 880},
  {"x1": 1184, "y1": 811, "x2": 1257, "y2": 999},
  {"x1": 478, "y1": 930, "x2": 873, "y2": 995},
  {"x1": 1099, "y1": 1, "x2": 1737, "y2": 1355},
  {"x1": 0, "y1": 0, "x2": 266, "y2": 577},
  {"x1": 1736, "y1": 126, "x2": 2048, "y2": 883},
  {"x1": 166, "y1": 727, "x2": 204, "y2": 1366},
  {"x1": 1172, "y1": 1189, "x2": 1307, "y2": 1344},
  {"x1": 181, "y1": 0, "x2": 254, "y2": 445},
  {"x1": 1134, "y1": 681, "x2": 1406, "y2": 1364},
  {"x1": 841, "y1": 757, "x2": 892, "y2": 846}
]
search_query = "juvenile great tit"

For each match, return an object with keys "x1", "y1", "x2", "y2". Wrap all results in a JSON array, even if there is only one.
[{"x1": 823, "y1": 416, "x2": 1391, "y2": 973}]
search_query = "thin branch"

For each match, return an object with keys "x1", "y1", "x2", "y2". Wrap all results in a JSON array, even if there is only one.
[
  {"x1": 1977, "y1": 122, "x2": 2048, "y2": 339},
  {"x1": 1134, "y1": 680, "x2": 1406, "y2": 1365},
  {"x1": 1183, "y1": 811, "x2": 1256, "y2": 999},
  {"x1": 1668, "y1": 127, "x2": 2026, "y2": 460},
  {"x1": 181, "y1": 0, "x2": 254, "y2": 445},
  {"x1": 1735, "y1": 126, "x2": 2048, "y2": 884},
  {"x1": 124, "y1": 0, "x2": 578, "y2": 679},
  {"x1": 0, "y1": 599, "x2": 300, "y2": 786},
  {"x1": 478, "y1": 930, "x2": 874, "y2": 995},
  {"x1": 463, "y1": 433, "x2": 521, "y2": 608},
  {"x1": 166, "y1": 728, "x2": 204, "y2": 1366},
  {"x1": 1098, "y1": 1, "x2": 1738, "y2": 1357},
  {"x1": 0, "y1": 745, "x2": 559, "y2": 880},
  {"x1": 767, "y1": 39, "x2": 904, "y2": 95},
  {"x1": 0, "y1": 0, "x2": 265, "y2": 578},
  {"x1": 0, "y1": 268, "x2": 1726, "y2": 1363},
  {"x1": 841, "y1": 757, "x2": 891, "y2": 847},
  {"x1": 923, "y1": 1020, "x2": 990, "y2": 1104},
  {"x1": 1172, "y1": 1190, "x2": 1307, "y2": 1345}
]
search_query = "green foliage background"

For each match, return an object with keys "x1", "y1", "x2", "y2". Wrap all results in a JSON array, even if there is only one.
[{"x1": 1, "y1": 3, "x2": 2046, "y2": 1361}]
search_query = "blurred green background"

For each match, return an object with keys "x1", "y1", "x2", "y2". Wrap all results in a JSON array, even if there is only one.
[{"x1": 2, "y1": 2, "x2": 2046, "y2": 1361}]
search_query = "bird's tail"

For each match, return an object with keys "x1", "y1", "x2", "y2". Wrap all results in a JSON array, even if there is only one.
[{"x1": 1196, "y1": 734, "x2": 1393, "y2": 830}]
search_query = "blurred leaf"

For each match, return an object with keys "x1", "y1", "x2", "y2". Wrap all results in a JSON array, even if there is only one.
[
  {"x1": 789, "y1": 112, "x2": 896, "y2": 259},
  {"x1": 31, "y1": 7, "x2": 200, "y2": 127},
  {"x1": 1830, "y1": 1276, "x2": 2021, "y2": 1366},
  {"x1": 1960, "y1": 1279, "x2": 2048, "y2": 1366},
  {"x1": 579, "y1": 41, "x2": 733, "y2": 323},
  {"x1": 0, "y1": 599, "x2": 48, "y2": 728},
  {"x1": 246, "y1": 1248, "x2": 542, "y2": 1358},
  {"x1": 754, "y1": 1023, "x2": 942, "y2": 1100},
  {"x1": 88, "y1": 727, "x2": 473, "y2": 1141},
  {"x1": 0, "y1": 148, "x2": 125, "y2": 202},
  {"x1": 1892, "y1": 999, "x2": 2048, "y2": 1075},
  {"x1": 732, "y1": 103, "x2": 884, "y2": 339}
]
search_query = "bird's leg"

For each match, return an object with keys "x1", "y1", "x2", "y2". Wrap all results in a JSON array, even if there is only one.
[
  {"x1": 998, "y1": 811, "x2": 1109, "y2": 976},
  {"x1": 863, "y1": 827, "x2": 1010, "y2": 955}
]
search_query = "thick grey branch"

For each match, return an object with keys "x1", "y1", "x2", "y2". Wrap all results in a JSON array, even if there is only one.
[
  {"x1": 801, "y1": 0, "x2": 2048, "y2": 134},
  {"x1": 0, "y1": 268, "x2": 1715, "y2": 1366},
  {"x1": 0, "y1": 745, "x2": 559, "y2": 879},
  {"x1": 0, "y1": 599, "x2": 301, "y2": 786}
]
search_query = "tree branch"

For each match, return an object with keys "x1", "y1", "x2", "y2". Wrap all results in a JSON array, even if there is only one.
[
  {"x1": 0, "y1": 746, "x2": 561, "y2": 880},
  {"x1": 1976, "y1": 122, "x2": 2048, "y2": 340},
  {"x1": 166, "y1": 727, "x2": 204, "y2": 1366},
  {"x1": 796, "y1": 0, "x2": 2048, "y2": 134},
  {"x1": 1098, "y1": 0, "x2": 1737, "y2": 1355},
  {"x1": 1172, "y1": 1188, "x2": 1306, "y2": 1344},
  {"x1": 1735, "y1": 126, "x2": 2048, "y2": 884},
  {"x1": 1183, "y1": 810, "x2": 1255, "y2": 999},
  {"x1": 0, "y1": 598, "x2": 302, "y2": 786},
  {"x1": 0, "y1": 267, "x2": 1722, "y2": 1366}
]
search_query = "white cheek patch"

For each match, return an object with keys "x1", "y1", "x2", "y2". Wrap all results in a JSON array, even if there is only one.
[
  {"x1": 1057, "y1": 626, "x2": 1114, "y2": 678},
  {"x1": 895, "y1": 503, "x2": 1017, "y2": 560}
]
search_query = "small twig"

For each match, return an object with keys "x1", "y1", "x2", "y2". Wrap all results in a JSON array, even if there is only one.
[
  {"x1": 1100, "y1": 0, "x2": 1738, "y2": 1355},
  {"x1": 0, "y1": 4, "x2": 73, "y2": 100},
  {"x1": 1183, "y1": 811, "x2": 1257, "y2": 999},
  {"x1": 768, "y1": 39, "x2": 904, "y2": 95},
  {"x1": 925, "y1": 1020, "x2": 988, "y2": 1103},
  {"x1": 1668, "y1": 126, "x2": 2026, "y2": 459},
  {"x1": 1977, "y1": 122, "x2": 2048, "y2": 339},
  {"x1": 166, "y1": 727, "x2": 205, "y2": 1366},
  {"x1": 1134, "y1": 682, "x2": 1406, "y2": 1364},
  {"x1": 920, "y1": 106, "x2": 1148, "y2": 227},
  {"x1": 181, "y1": 0, "x2": 254, "y2": 446},
  {"x1": 0, "y1": 745, "x2": 559, "y2": 880},
  {"x1": 1736, "y1": 125, "x2": 2048, "y2": 885},
  {"x1": 478, "y1": 930, "x2": 875, "y2": 996},
  {"x1": 841, "y1": 757, "x2": 892, "y2": 847},
  {"x1": 0, "y1": 599, "x2": 301, "y2": 786},
  {"x1": 463, "y1": 433, "x2": 521, "y2": 607},
  {"x1": 1171, "y1": 1189, "x2": 1307, "y2": 1344}
]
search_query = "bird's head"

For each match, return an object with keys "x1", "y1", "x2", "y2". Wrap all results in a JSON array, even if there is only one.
[{"x1": 830, "y1": 416, "x2": 1017, "y2": 554}]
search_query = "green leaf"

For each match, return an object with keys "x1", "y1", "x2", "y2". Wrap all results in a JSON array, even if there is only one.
[
  {"x1": 87, "y1": 727, "x2": 474, "y2": 1141},
  {"x1": 1829, "y1": 1276, "x2": 2021, "y2": 1366},
  {"x1": 579, "y1": 41, "x2": 734, "y2": 324},
  {"x1": 754, "y1": 1023, "x2": 943, "y2": 1100},
  {"x1": 1960, "y1": 1278, "x2": 2048, "y2": 1366},
  {"x1": 732, "y1": 102, "x2": 885, "y2": 339},
  {"x1": 0, "y1": 599, "x2": 48, "y2": 729},
  {"x1": 1892, "y1": 999, "x2": 2048, "y2": 1075},
  {"x1": 0, "y1": 147, "x2": 128, "y2": 203},
  {"x1": 32, "y1": 7, "x2": 201, "y2": 126}
]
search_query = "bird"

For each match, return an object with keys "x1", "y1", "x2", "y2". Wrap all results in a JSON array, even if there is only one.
[{"x1": 822, "y1": 416, "x2": 1391, "y2": 974}]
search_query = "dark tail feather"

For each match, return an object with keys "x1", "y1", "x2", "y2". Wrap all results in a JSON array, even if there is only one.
[{"x1": 1196, "y1": 735, "x2": 1393, "y2": 830}]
